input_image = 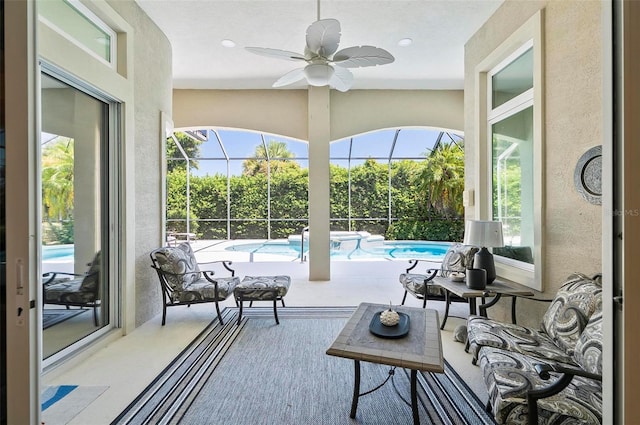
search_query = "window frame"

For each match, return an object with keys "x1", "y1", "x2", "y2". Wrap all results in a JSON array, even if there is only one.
[{"x1": 474, "y1": 11, "x2": 544, "y2": 291}]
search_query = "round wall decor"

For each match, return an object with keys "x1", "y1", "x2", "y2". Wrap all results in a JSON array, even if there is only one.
[{"x1": 574, "y1": 145, "x2": 602, "y2": 205}]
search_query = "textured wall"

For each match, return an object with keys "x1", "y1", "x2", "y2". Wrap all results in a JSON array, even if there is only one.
[
  {"x1": 465, "y1": 0, "x2": 603, "y2": 326},
  {"x1": 108, "y1": 1, "x2": 173, "y2": 327}
]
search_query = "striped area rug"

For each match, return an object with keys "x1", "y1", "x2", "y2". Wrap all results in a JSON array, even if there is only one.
[{"x1": 113, "y1": 307, "x2": 494, "y2": 425}]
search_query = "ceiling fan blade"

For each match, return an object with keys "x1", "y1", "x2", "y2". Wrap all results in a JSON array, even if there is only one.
[
  {"x1": 245, "y1": 46, "x2": 307, "y2": 62},
  {"x1": 306, "y1": 19, "x2": 341, "y2": 58},
  {"x1": 329, "y1": 66, "x2": 353, "y2": 92},
  {"x1": 272, "y1": 68, "x2": 307, "y2": 87},
  {"x1": 332, "y1": 46, "x2": 395, "y2": 68}
]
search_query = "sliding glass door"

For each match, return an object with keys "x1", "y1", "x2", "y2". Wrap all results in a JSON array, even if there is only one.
[{"x1": 40, "y1": 72, "x2": 113, "y2": 359}]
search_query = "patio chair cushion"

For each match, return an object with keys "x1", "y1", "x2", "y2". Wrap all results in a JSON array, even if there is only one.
[
  {"x1": 44, "y1": 278, "x2": 97, "y2": 304},
  {"x1": 178, "y1": 276, "x2": 238, "y2": 302},
  {"x1": 572, "y1": 310, "x2": 603, "y2": 375},
  {"x1": 152, "y1": 243, "x2": 201, "y2": 291},
  {"x1": 439, "y1": 243, "x2": 478, "y2": 277},
  {"x1": 540, "y1": 273, "x2": 602, "y2": 355},
  {"x1": 234, "y1": 275, "x2": 291, "y2": 301},
  {"x1": 480, "y1": 346, "x2": 602, "y2": 425},
  {"x1": 399, "y1": 273, "x2": 445, "y2": 297},
  {"x1": 466, "y1": 315, "x2": 576, "y2": 365}
]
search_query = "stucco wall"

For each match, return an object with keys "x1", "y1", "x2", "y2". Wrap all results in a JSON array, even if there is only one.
[
  {"x1": 108, "y1": 1, "x2": 173, "y2": 326},
  {"x1": 173, "y1": 89, "x2": 464, "y2": 137},
  {"x1": 465, "y1": 0, "x2": 603, "y2": 326}
]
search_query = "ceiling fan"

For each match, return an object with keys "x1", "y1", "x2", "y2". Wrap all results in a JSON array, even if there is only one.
[{"x1": 245, "y1": 18, "x2": 394, "y2": 92}]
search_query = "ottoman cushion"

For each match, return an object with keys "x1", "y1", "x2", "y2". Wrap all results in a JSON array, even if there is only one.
[{"x1": 235, "y1": 275, "x2": 291, "y2": 300}]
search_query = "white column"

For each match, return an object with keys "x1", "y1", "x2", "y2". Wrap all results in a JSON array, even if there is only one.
[{"x1": 307, "y1": 86, "x2": 331, "y2": 280}]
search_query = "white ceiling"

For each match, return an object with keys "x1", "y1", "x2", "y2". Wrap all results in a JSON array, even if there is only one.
[{"x1": 135, "y1": 0, "x2": 503, "y2": 90}]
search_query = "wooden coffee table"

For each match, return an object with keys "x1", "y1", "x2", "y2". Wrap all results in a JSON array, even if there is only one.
[{"x1": 326, "y1": 302, "x2": 443, "y2": 424}]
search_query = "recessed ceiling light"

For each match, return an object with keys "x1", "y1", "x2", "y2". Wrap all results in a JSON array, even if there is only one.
[
  {"x1": 398, "y1": 38, "x2": 413, "y2": 47},
  {"x1": 221, "y1": 39, "x2": 236, "y2": 48}
]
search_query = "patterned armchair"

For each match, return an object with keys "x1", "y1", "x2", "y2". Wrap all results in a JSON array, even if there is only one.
[
  {"x1": 150, "y1": 243, "x2": 240, "y2": 325},
  {"x1": 43, "y1": 251, "x2": 101, "y2": 326},
  {"x1": 468, "y1": 273, "x2": 603, "y2": 424},
  {"x1": 399, "y1": 243, "x2": 478, "y2": 308}
]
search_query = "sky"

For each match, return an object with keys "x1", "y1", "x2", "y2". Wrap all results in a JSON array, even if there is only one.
[{"x1": 170, "y1": 128, "x2": 463, "y2": 177}]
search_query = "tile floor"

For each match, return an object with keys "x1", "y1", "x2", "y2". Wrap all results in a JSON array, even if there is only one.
[{"x1": 42, "y1": 260, "x2": 486, "y2": 425}]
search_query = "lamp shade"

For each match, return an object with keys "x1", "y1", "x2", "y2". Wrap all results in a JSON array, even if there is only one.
[
  {"x1": 463, "y1": 220, "x2": 504, "y2": 248},
  {"x1": 304, "y1": 63, "x2": 334, "y2": 86}
]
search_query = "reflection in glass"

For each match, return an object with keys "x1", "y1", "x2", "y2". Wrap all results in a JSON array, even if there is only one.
[
  {"x1": 41, "y1": 73, "x2": 109, "y2": 358},
  {"x1": 492, "y1": 47, "x2": 533, "y2": 109},
  {"x1": 492, "y1": 106, "x2": 534, "y2": 264}
]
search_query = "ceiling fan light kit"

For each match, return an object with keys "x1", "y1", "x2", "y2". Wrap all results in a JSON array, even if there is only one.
[
  {"x1": 245, "y1": 17, "x2": 394, "y2": 91},
  {"x1": 304, "y1": 63, "x2": 335, "y2": 86}
]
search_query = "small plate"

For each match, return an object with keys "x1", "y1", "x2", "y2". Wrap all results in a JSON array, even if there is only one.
[
  {"x1": 369, "y1": 312, "x2": 410, "y2": 339},
  {"x1": 449, "y1": 273, "x2": 465, "y2": 282}
]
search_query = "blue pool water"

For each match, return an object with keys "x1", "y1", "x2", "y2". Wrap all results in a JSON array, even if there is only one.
[
  {"x1": 226, "y1": 240, "x2": 451, "y2": 261},
  {"x1": 42, "y1": 245, "x2": 75, "y2": 261}
]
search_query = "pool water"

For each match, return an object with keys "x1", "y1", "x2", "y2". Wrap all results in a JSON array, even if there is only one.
[
  {"x1": 42, "y1": 245, "x2": 75, "y2": 261},
  {"x1": 226, "y1": 240, "x2": 451, "y2": 261}
]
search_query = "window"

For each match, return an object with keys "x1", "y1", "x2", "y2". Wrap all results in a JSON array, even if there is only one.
[
  {"x1": 39, "y1": 0, "x2": 116, "y2": 67},
  {"x1": 476, "y1": 11, "x2": 543, "y2": 290}
]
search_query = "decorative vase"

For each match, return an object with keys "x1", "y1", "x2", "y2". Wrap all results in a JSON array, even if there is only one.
[
  {"x1": 466, "y1": 268, "x2": 487, "y2": 290},
  {"x1": 379, "y1": 309, "x2": 400, "y2": 326}
]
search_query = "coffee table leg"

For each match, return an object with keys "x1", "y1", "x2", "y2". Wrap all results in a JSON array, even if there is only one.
[
  {"x1": 350, "y1": 360, "x2": 361, "y2": 418},
  {"x1": 411, "y1": 369, "x2": 419, "y2": 424}
]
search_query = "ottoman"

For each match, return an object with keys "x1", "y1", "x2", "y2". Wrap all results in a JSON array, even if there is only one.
[{"x1": 234, "y1": 275, "x2": 291, "y2": 325}]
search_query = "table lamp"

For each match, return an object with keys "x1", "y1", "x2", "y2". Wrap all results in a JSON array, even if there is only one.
[{"x1": 463, "y1": 220, "x2": 504, "y2": 284}]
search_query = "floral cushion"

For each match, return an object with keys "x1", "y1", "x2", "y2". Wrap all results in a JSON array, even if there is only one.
[
  {"x1": 153, "y1": 243, "x2": 201, "y2": 291},
  {"x1": 44, "y1": 278, "x2": 98, "y2": 304},
  {"x1": 480, "y1": 347, "x2": 602, "y2": 425},
  {"x1": 572, "y1": 310, "x2": 602, "y2": 375},
  {"x1": 178, "y1": 276, "x2": 239, "y2": 302},
  {"x1": 541, "y1": 273, "x2": 602, "y2": 355},
  {"x1": 79, "y1": 251, "x2": 101, "y2": 293},
  {"x1": 234, "y1": 275, "x2": 291, "y2": 301},
  {"x1": 440, "y1": 243, "x2": 478, "y2": 277},
  {"x1": 398, "y1": 273, "x2": 445, "y2": 297},
  {"x1": 467, "y1": 315, "x2": 575, "y2": 365}
]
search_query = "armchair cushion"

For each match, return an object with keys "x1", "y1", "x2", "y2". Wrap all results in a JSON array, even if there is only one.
[
  {"x1": 541, "y1": 273, "x2": 602, "y2": 355},
  {"x1": 466, "y1": 315, "x2": 575, "y2": 364},
  {"x1": 440, "y1": 243, "x2": 478, "y2": 277},
  {"x1": 572, "y1": 310, "x2": 603, "y2": 375},
  {"x1": 398, "y1": 273, "x2": 445, "y2": 298},
  {"x1": 178, "y1": 276, "x2": 238, "y2": 302},
  {"x1": 152, "y1": 243, "x2": 201, "y2": 291},
  {"x1": 480, "y1": 347, "x2": 602, "y2": 425}
]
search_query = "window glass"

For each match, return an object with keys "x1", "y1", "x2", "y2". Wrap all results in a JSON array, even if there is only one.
[
  {"x1": 41, "y1": 72, "x2": 111, "y2": 358},
  {"x1": 39, "y1": 0, "x2": 113, "y2": 63},
  {"x1": 491, "y1": 106, "x2": 534, "y2": 264},
  {"x1": 492, "y1": 48, "x2": 533, "y2": 109}
]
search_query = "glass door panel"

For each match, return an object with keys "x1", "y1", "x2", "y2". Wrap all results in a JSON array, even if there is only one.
[{"x1": 40, "y1": 73, "x2": 109, "y2": 359}]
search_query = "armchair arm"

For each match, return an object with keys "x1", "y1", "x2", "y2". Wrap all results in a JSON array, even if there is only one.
[
  {"x1": 405, "y1": 258, "x2": 442, "y2": 274},
  {"x1": 510, "y1": 295, "x2": 552, "y2": 325},
  {"x1": 42, "y1": 271, "x2": 84, "y2": 285},
  {"x1": 526, "y1": 363, "x2": 602, "y2": 424},
  {"x1": 198, "y1": 260, "x2": 236, "y2": 276}
]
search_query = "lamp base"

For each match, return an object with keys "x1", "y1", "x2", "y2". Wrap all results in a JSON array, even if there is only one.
[{"x1": 474, "y1": 247, "x2": 496, "y2": 284}]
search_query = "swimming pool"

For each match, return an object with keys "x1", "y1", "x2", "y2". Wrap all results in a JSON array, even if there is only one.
[
  {"x1": 42, "y1": 244, "x2": 75, "y2": 261},
  {"x1": 225, "y1": 240, "x2": 451, "y2": 261}
]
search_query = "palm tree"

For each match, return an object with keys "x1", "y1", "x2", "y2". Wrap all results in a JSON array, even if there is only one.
[
  {"x1": 417, "y1": 141, "x2": 465, "y2": 218},
  {"x1": 242, "y1": 140, "x2": 297, "y2": 176},
  {"x1": 41, "y1": 137, "x2": 75, "y2": 221}
]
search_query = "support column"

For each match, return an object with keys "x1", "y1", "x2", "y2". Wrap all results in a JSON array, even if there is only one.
[{"x1": 307, "y1": 86, "x2": 331, "y2": 280}]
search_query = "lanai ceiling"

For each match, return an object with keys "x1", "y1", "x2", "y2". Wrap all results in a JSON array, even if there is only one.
[{"x1": 135, "y1": 0, "x2": 503, "y2": 90}]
